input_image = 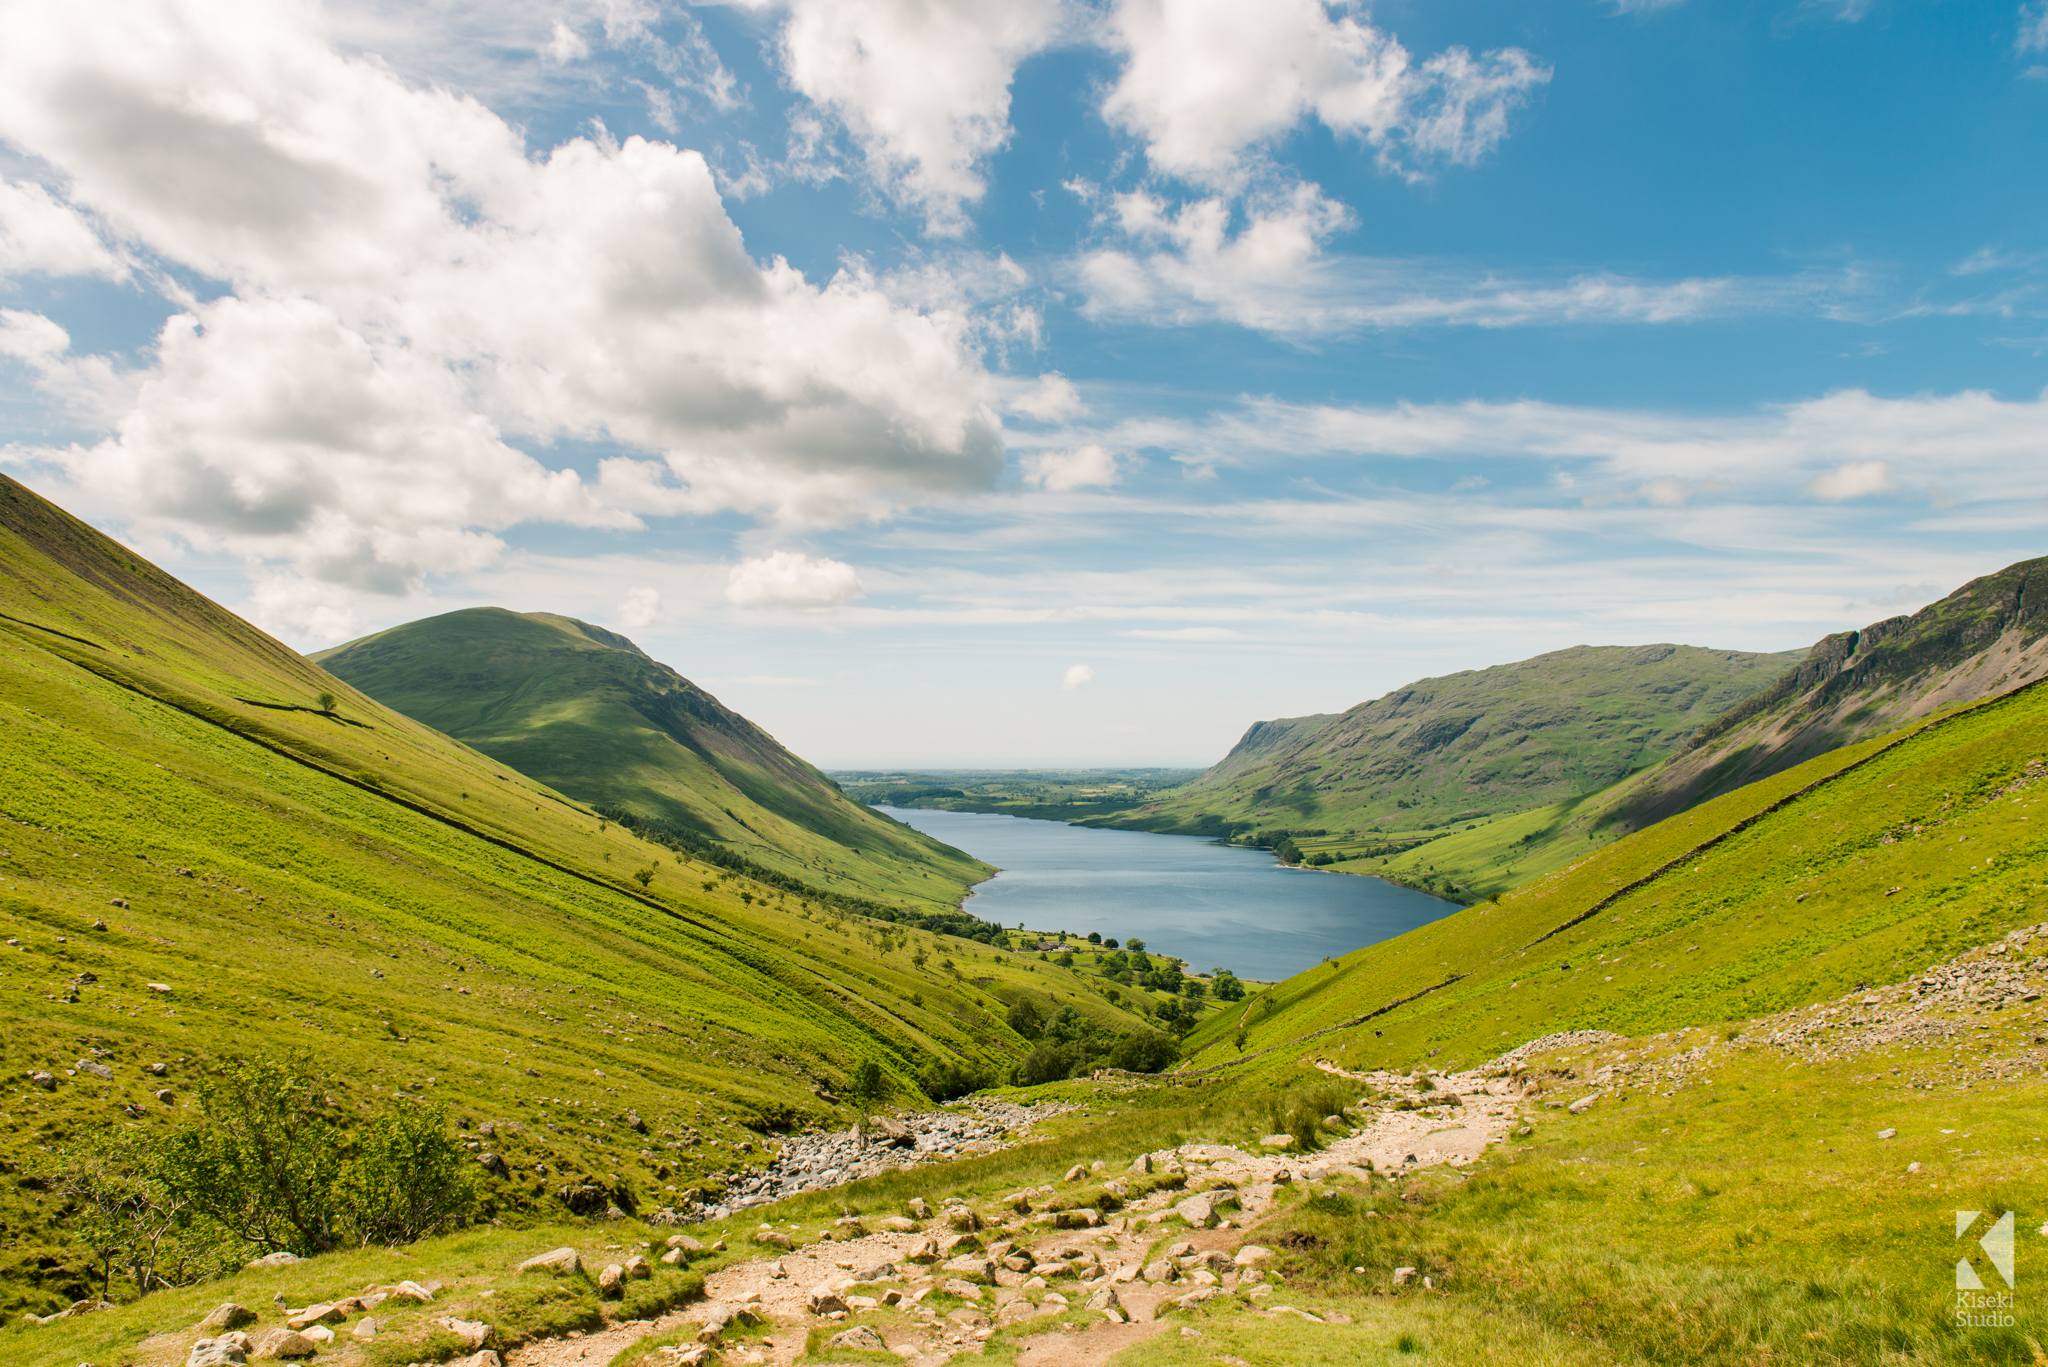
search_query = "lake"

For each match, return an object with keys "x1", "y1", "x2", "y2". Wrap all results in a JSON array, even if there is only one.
[{"x1": 876, "y1": 806, "x2": 1460, "y2": 982}]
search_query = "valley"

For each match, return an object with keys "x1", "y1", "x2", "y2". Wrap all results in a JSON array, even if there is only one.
[{"x1": 5, "y1": 470, "x2": 2046, "y2": 1367}]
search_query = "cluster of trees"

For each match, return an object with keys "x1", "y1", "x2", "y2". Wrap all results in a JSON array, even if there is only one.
[
  {"x1": 1004, "y1": 1001, "x2": 1178, "y2": 1083},
  {"x1": 48, "y1": 1054, "x2": 473, "y2": 1303}
]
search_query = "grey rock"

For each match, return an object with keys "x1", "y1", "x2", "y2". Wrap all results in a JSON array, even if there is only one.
[
  {"x1": 28, "y1": 1071, "x2": 55, "y2": 1091},
  {"x1": 597, "y1": 1264, "x2": 625, "y2": 1296},
  {"x1": 515, "y1": 1246, "x2": 582, "y2": 1276},
  {"x1": 187, "y1": 1339, "x2": 248, "y2": 1367},
  {"x1": 198, "y1": 1303, "x2": 257, "y2": 1332},
  {"x1": 806, "y1": 1286, "x2": 848, "y2": 1314},
  {"x1": 827, "y1": 1325, "x2": 890, "y2": 1352},
  {"x1": 245, "y1": 1250, "x2": 302, "y2": 1270},
  {"x1": 76, "y1": 1059, "x2": 112, "y2": 1081},
  {"x1": 252, "y1": 1328, "x2": 317, "y2": 1359}
]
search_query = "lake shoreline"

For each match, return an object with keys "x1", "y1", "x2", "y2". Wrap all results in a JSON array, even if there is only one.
[{"x1": 875, "y1": 805, "x2": 1458, "y2": 982}]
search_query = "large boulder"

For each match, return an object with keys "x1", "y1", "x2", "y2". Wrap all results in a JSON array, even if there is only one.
[
  {"x1": 251, "y1": 1329, "x2": 316, "y2": 1360},
  {"x1": 871, "y1": 1115, "x2": 913, "y2": 1147},
  {"x1": 515, "y1": 1247, "x2": 582, "y2": 1276},
  {"x1": 245, "y1": 1251, "x2": 302, "y2": 1270},
  {"x1": 597, "y1": 1264, "x2": 625, "y2": 1297},
  {"x1": 285, "y1": 1304, "x2": 344, "y2": 1331},
  {"x1": 827, "y1": 1325, "x2": 890, "y2": 1352},
  {"x1": 198, "y1": 1303, "x2": 257, "y2": 1333},
  {"x1": 806, "y1": 1286, "x2": 848, "y2": 1315},
  {"x1": 939, "y1": 1255, "x2": 995, "y2": 1283},
  {"x1": 1174, "y1": 1193, "x2": 1220, "y2": 1228},
  {"x1": 186, "y1": 1339, "x2": 247, "y2": 1367}
]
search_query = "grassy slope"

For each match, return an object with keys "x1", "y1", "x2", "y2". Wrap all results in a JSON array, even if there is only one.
[
  {"x1": 1182, "y1": 673, "x2": 2048, "y2": 1081},
  {"x1": 313, "y1": 609, "x2": 988, "y2": 913},
  {"x1": 1096, "y1": 643, "x2": 1804, "y2": 839},
  {"x1": 19, "y1": 587, "x2": 2048, "y2": 1361},
  {"x1": 0, "y1": 474, "x2": 1150, "y2": 1313},
  {"x1": 1322, "y1": 556, "x2": 2048, "y2": 905}
]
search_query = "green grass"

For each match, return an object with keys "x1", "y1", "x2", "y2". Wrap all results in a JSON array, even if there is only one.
[
  {"x1": 0, "y1": 474, "x2": 1157, "y2": 1314},
  {"x1": 835, "y1": 768, "x2": 1204, "y2": 823},
  {"x1": 1093, "y1": 642, "x2": 1804, "y2": 840},
  {"x1": 315, "y1": 609, "x2": 990, "y2": 914},
  {"x1": 1176, "y1": 672, "x2": 2048, "y2": 1081}
]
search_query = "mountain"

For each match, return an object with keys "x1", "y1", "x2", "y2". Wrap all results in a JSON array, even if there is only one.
[
  {"x1": 1097, "y1": 642, "x2": 1805, "y2": 839},
  {"x1": 0, "y1": 473, "x2": 1151, "y2": 1314},
  {"x1": 1286, "y1": 554, "x2": 2048, "y2": 903},
  {"x1": 314, "y1": 609, "x2": 984, "y2": 911},
  {"x1": 1607, "y1": 555, "x2": 2048, "y2": 831}
]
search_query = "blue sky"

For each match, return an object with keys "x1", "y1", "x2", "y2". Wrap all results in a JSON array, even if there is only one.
[{"x1": 2, "y1": 0, "x2": 2046, "y2": 767}]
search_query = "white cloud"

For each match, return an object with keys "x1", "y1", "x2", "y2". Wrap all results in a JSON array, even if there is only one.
[
  {"x1": 1060, "y1": 662, "x2": 1095, "y2": 689},
  {"x1": 1803, "y1": 460, "x2": 1896, "y2": 502},
  {"x1": 0, "y1": 0, "x2": 1002, "y2": 627},
  {"x1": 2021, "y1": 1, "x2": 2048, "y2": 52},
  {"x1": 0, "y1": 179, "x2": 127, "y2": 280},
  {"x1": 1073, "y1": 217, "x2": 1837, "y2": 339},
  {"x1": 0, "y1": 308, "x2": 128, "y2": 418},
  {"x1": 1009, "y1": 372, "x2": 1086, "y2": 422},
  {"x1": 759, "y1": 0, "x2": 1066, "y2": 234},
  {"x1": 1020, "y1": 443, "x2": 1121, "y2": 492},
  {"x1": 617, "y1": 584, "x2": 661, "y2": 627},
  {"x1": 1102, "y1": 0, "x2": 1547, "y2": 186},
  {"x1": 1124, "y1": 626, "x2": 1240, "y2": 640},
  {"x1": 727, "y1": 550, "x2": 865, "y2": 610},
  {"x1": 1084, "y1": 386, "x2": 2048, "y2": 511}
]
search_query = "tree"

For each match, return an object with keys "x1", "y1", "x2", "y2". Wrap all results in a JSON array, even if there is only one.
[
  {"x1": 1006, "y1": 999, "x2": 1044, "y2": 1039},
  {"x1": 315, "y1": 691, "x2": 336, "y2": 715},
  {"x1": 1126, "y1": 938, "x2": 1145, "y2": 952},
  {"x1": 1103, "y1": 938, "x2": 1119, "y2": 950},
  {"x1": 847, "y1": 1060, "x2": 891, "y2": 1145},
  {"x1": 632, "y1": 865, "x2": 655, "y2": 889},
  {"x1": 1211, "y1": 970, "x2": 1245, "y2": 1002},
  {"x1": 1086, "y1": 931, "x2": 1102, "y2": 944}
]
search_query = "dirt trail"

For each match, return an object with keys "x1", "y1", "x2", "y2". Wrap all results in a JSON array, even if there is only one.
[{"x1": 505, "y1": 1065, "x2": 1524, "y2": 1367}]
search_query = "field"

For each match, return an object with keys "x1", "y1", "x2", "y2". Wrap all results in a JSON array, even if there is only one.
[{"x1": 836, "y1": 770, "x2": 1204, "y2": 823}]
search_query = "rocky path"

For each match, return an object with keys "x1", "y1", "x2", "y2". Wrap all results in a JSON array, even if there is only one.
[{"x1": 500, "y1": 1067, "x2": 1527, "y2": 1367}]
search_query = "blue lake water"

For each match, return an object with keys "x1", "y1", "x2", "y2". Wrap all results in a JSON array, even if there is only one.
[{"x1": 877, "y1": 806, "x2": 1460, "y2": 982}]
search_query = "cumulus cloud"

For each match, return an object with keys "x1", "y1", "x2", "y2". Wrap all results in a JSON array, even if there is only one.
[
  {"x1": 1102, "y1": 0, "x2": 1547, "y2": 186},
  {"x1": 0, "y1": 179, "x2": 128, "y2": 280},
  {"x1": 727, "y1": 550, "x2": 865, "y2": 610},
  {"x1": 617, "y1": 585, "x2": 661, "y2": 627},
  {"x1": 1020, "y1": 443, "x2": 1121, "y2": 492},
  {"x1": 1803, "y1": 460, "x2": 1896, "y2": 501},
  {"x1": 0, "y1": 0, "x2": 1002, "y2": 626},
  {"x1": 1009, "y1": 372, "x2": 1086, "y2": 422},
  {"x1": 1060, "y1": 662, "x2": 1095, "y2": 689},
  {"x1": 758, "y1": 0, "x2": 1066, "y2": 234}
]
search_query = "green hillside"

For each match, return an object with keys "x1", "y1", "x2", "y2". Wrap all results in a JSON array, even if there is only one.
[
  {"x1": 1311, "y1": 556, "x2": 2048, "y2": 903},
  {"x1": 1180, "y1": 664, "x2": 2048, "y2": 1082},
  {"x1": 314, "y1": 610, "x2": 987, "y2": 912},
  {"x1": 836, "y1": 767, "x2": 1204, "y2": 822},
  {"x1": 0, "y1": 474, "x2": 1154, "y2": 1315},
  {"x1": 1094, "y1": 643, "x2": 1804, "y2": 842}
]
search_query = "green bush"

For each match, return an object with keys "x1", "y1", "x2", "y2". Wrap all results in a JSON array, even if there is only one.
[{"x1": 57, "y1": 1051, "x2": 476, "y2": 1302}]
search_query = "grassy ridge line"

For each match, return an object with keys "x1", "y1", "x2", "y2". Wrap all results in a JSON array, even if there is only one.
[
  {"x1": 1515, "y1": 692, "x2": 1991, "y2": 950},
  {"x1": 0, "y1": 616, "x2": 740, "y2": 940},
  {"x1": 1182, "y1": 670, "x2": 2048, "y2": 1080}
]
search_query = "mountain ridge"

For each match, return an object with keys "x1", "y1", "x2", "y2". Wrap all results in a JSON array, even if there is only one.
[{"x1": 314, "y1": 608, "x2": 986, "y2": 911}]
